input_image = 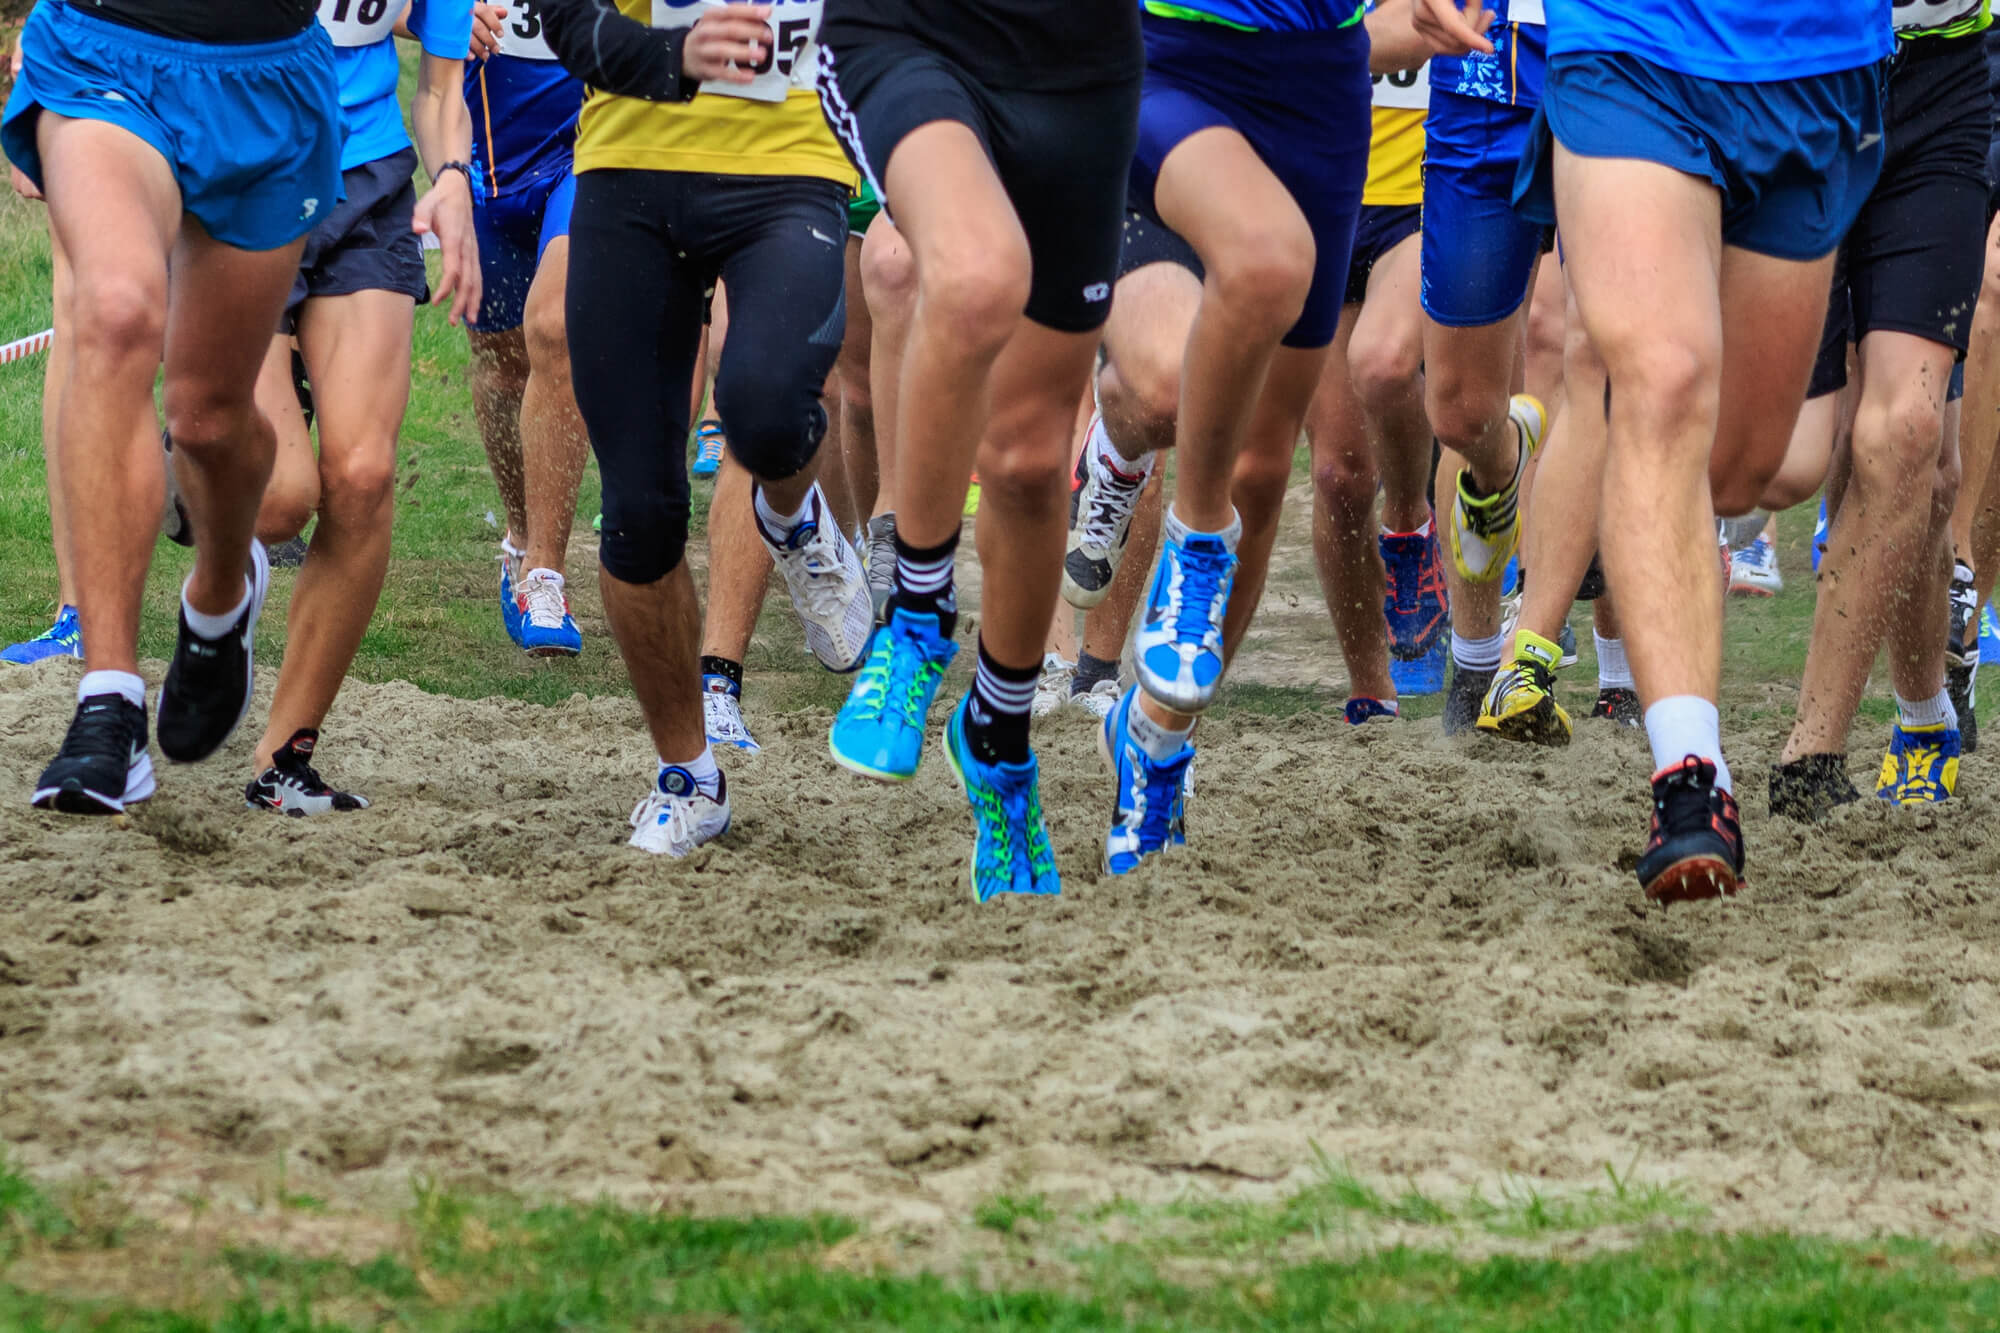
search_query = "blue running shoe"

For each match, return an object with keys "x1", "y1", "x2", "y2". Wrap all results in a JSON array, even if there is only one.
[
  {"x1": 1812, "y1": 495, "x2": 1829, "y2": 574},
  {"x1": 829, "y1": 606, "x2": 957, "y2": 781},
  {"x1": 2, "y1": 604, "x2": 83, "y2": 665},
  {"x1": 1982, "y1": 604, "x2": 2000, "y2": 663},
  {"x1": 690, "y1": 419, "x2": 726, "y2": 479},
  {"x1": 1876, "y1": 722, "x2": 1960, "y2": 806},
  {"x1": 942, "y1": 696, "x2": 1061, "y2": 901},
  {"x1": 1500, "y1": 555, "x2": 1521, "y2": 598},
  {"x1": 1098, "y1": 685, "x2": 1193, "y2": 875},
  {"x1": 513, "y1": 569, "x2": 583, "y2": 657},
  {"x1": 1345, "y1": 696, "x2": 1398, "y2": 725},
  {"x1": 498, "y1": 547, "x2": 527, "y2": 650},
  {"x1": 1389, "y1": 633, "x2": 1447, "y2": 697},
  {"x1": 1381, "y1": 522, "x2": 1448, "y2": 661},
  {"x1": 1133, "y1": 515, "x2": 1238, "y2": 713}
]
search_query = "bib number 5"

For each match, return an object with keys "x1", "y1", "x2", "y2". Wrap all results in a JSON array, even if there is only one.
[{"x1": 652, "y1": 0, "x2": 822, "y2": 104}]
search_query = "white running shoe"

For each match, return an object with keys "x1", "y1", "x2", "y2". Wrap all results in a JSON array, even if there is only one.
[
  {"x1": 1070, "y1": 677, "x2": 1120, "y2": 719},
  {"x1": 761, "y1": 483, "x2": 873, "y2": 672},
  {"x1": 1033, "y1": 654, "x2": 1076, "y2": 717},
  {"x1": 703, "y1": 686, "x2": 762, "y2": 753},
  {"x1": 1729, "y1": 536, "x2": 1782, "y2": 596},
  {"x1": 1063, "y1": 415, "x2": 1154, "y2": 609},
  {"x1": 628, "y1": 767, "x2": 731, "y2": 856}
]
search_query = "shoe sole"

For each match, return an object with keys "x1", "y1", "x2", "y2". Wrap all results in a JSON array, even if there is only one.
[
  {"x1": 1061, "y1": 571, "x2": 1113, "y2": 611},
  {"x1": 1476, "y1": 701, "x2": 1572, "y2": 747},
  {"x1": 1643, "y1": 854, "x2": 1740, "y2": 904},
  {"x1": 525, "y1": 643, "x2": 582, "y2": 659},
  {"x1": 827, "y1": 733, "x2": 918, "y2": 783},
  {"x1": 33, "y1": 753, "x2": 156, "y2": 815},
  {"x1": 1728, "y1": 585, "x2": 1778, "y2": 598}
]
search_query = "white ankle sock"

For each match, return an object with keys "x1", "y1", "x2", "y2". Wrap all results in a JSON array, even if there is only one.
[
  {"x1": 1165, "y1": 503, "x2": 1242, "y2": 551},
  {"x1": 1594, "y1": 632, "x2": 1633, "y2": 690},
  {"x1": 79, "y1": 670, "x2": 145, "y2": 709},
  {"x1": 754, "y1": 483, "x2": 816, "y2": 541},
  {"x1": 660, "y1": 745, "x2": 722, "y2": 799},
  {"x1": 1126, "y1": 700, "x2": 1194, "y2": 761},
  {"x1": 182, "y1": 577, "x2": 249, "y2": 641},
  {"x1": 1644, "y1": 694, "x2": 1731, "y2": 792},
  {"x1": 1452, "y1": 630, "x2": 1504, "y2": 672},
  {"x1": 1895, "y1": 689, "x2": 1957, "y2": 730},
  {"x1": 1091, "y1": 416, "x2": 1154, "y2": 483}
]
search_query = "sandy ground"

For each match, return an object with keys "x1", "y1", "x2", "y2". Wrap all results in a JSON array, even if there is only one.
[{"x1": 5, "y1": 627, "x2": 2000, "y2": 1251}]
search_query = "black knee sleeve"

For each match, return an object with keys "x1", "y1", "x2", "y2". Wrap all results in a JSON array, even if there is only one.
[
  {"x1": 597, "y1": 488, "x2": 691, "y2": 584},
  {"x1": 714, "y1": 373, "x2": 830, "y2": 482}
]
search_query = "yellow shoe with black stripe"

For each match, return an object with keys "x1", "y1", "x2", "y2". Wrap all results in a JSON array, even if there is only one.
[
  {"x1": 1875, "y1": 722, "x2": 1960, "y2": 805},
  {"x1": 1448, "y1": 394, "x2": 1545, "y2": 583},
  {"x1": 1476, "y1": 629, "x2": 1572, "y2": 747}
]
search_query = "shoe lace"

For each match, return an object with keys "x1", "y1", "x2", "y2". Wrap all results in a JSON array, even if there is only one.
[
  {"x1": 695, "y1": 422, "x2": 726, "y2": 460},
  {"x1": 1079, "y1": 464, "x2": 1143, "y2": 551},
  {"x1": 59, "y1": 699, "x2": 133, "y2": 766},
  {"x1": 272, "y1": 745, "x2": 331, "y2": 795},
  {"x1": 1168, "y1": 541, "x2": 1231, "y2": 645},
  {"x1": 849, "y1": 624, "x2": 946, "y2": 728},
  {"x1": 786, "y1": 527, "x2": 859, "y2": 620},
  {"x1": 629, "y1": 789, "x2": 701, "y2": 845},
  {"x1": 705, "y1": 692, "x2": 752, "y2": 743},
  {"x1": 519, "y1": 576, "x2": 569, "y2": 630}
]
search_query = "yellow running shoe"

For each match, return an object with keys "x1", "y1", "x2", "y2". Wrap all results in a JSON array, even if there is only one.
[
  {"x1": 1449, "y1": 393, "x2": 1545, "y2": 583},
  {"x1": 1875, "y1": 721, "x2": 1960, "y2": 805},
  {"x1": 1476, "y1": 628, "x2": 1572, "y2": 746}
]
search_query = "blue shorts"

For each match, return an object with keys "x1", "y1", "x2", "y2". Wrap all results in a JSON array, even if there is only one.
[
  {"x1": 1421, "y1": 92, "x2": 1549, "y2": 328},
  {"x1": 1130, "y1": 15, "x2": 1370, "y2": 350},
  {"x1": 469, "y1": 168, "x2": 576, "y2": 333},
  {"x1": 2, "y1": 2, "x2": 341, "y2": 252},
  {"x1": 1513, "y1": 51, "x2": 1885, "y2": 263},
  {"x1": 1343, "y1": 204, "x2": 1422, "y2": 306}
]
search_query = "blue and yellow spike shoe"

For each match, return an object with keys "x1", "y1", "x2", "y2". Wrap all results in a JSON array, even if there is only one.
[
  {"x1": 829, "y1": 605, "x2": 957, "y2": 782},
  {"x1": 1098, "y1": 685, "x2": 1194, "y2": 875},
  {"x1": 941, "y1": 696, "x2": 1060, "y2": 902},
  {"x1": 1, "y1": 604, "x2": 83, "y2": 665},
  {"x1": 1875, "y1": 722, "x2": 1961, "y2": 805},
  {"x1": 690, "y1": 419, "x2": 727, "y2": 479}
]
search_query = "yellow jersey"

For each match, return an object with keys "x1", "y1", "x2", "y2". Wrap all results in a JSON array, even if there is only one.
[
  {"x1": 574, "y1": 0, "x2": 857, "y2": 190},
  {"x1": 1363, "y1": 61, "x2": 1426, "y2": 208}
]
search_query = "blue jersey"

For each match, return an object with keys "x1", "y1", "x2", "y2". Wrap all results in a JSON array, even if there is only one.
[
  {"x1": 467, "y1": 45, "x2": 581, "y2": 197},
  {"x1": 1430, "y1": 0, "x2": 1545, "y2": 106},
  {"x1": 1547, "y1": 0, "x2": 1893, "y2": 82},
  {"x1": 1141, "y1": 0, "x2": 1364, "y2": 32},
  {"x1": 317, "y1": 0, "x2": 474, "y2": 171}
]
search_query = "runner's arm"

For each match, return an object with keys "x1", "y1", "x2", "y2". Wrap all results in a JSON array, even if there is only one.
[
  {"x1": 540, "y1": 0, "x2": 772, "y2": 95},
  {"x1": 411, "y1": 46, "x2": 483, "y2": 324},
  {"x1": 1366, "y1": 0, "x2": 1432, "y2": 74}
]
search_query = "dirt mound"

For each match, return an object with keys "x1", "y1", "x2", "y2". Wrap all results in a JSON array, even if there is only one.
[{"x1": 4, "y1": 657, "x2": 2000, "y2": 1243}]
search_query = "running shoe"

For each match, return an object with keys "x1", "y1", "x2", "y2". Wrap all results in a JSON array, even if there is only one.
[
  {"x1": 161, "y1": 429, "x2": 193, "y2": 548},
  {"x1": 1946, "y1": 560, "x2": 1979, "y2": 755},
  {"x1": 33, "y1": 693, "x2": 153, "y2": 815},
  {"x1": 1390, "y1": 634, "x2": 1447, "y2": 697},
  {"x1": 514, "y1": 569, "x2": 583, "y2": 657},
  {"x1": 761, "y1": 484, "x2": 873, "y2": 672},
  {"x1": 1380, "y1": 521, "x2": 1448, "y2": 660},
  {"x1": 498, "y1": 541, "x2": 527, "y2": 649},
  {"x1": 1635, "y1": 756, "x2": 1743, "y2": 903},
  {"x1": 942, "y1": 695, "x2": 1061, "y2": 900},
  {"x1": 1063, "y1": 420, "x2": 1153, "y2": 609},
  {"x1": 1441, "y1": 663, "x2": 1495, "y2": 737},
  {"x1": 1876, "y1": 722, "x2": 1960, "y2": 806},
  {"x1": 703, "y1": 678, "x2": 761, "y2": 753},
  {"x1": 1948, "y1": 661, "x2": 1980, "y2": 757},
  {"x1": 1133, "y1": 517, "x2": 1238, "y2": 714},
  {"x1": 1476, "y1": 630, "x2": 1571, "y2": 746},
  {"x1": 1449, "y1": 395, "x2": 1543, "y2": 583},
  {"x1": 690, "y1": 419, "x2": 726, "y2": 480},
  {"x1": 1590, "y1": 686, "x2": 1641, "y2": 729},
  {"x1": 1345, "y1": 696, "x2": 1398, "y2": 725},
  {"x1": 2, "y1": 604, "x2": 83, "y2": 665},
  {"x1": 1729, "y1": 537, "x2": 1782, "y2": 596},
  {"x1": 1032, "y1": 654, "x2": 1076, "y2": 718},
  {"x1": 1099, "y1": 684, "x2": 1193, "y2": 876},
  {"x1": 829, "y1": 606, "x2": 958, "y2": 781},
  {"x1": 269, "y1": 536, "x2": 308, "y2": 569},
  {"x1": 628, "y1": 766, "x2": 731, "y2": 856},
  {"x1": 1811, "y1": 495, "x2": 1828, "y2": 574},
  {"x1": 1769, "y1": 753, "x2": 1860, "y2": 822},
  {"x1": 245, "y1": 729, "x2": 370, "y2": 815},
  {"x1": 863, "y1": 513, "x2": 898, "y2": 624},
  {"x1": 157, "y1": 540, "x2": 270, "y2": 764},
  {"x1": 1557, "y1": 622, "x2": 1578, "y2": 668},
  {"x1": 1575, "y1": 552, "x2": 1607, "y2": 602},
  {"x1": 1069, "y1": 676, "x2": 1121, "y2": 720}
]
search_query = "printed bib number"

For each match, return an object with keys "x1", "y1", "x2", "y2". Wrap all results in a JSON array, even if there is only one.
[
  {"x1": 1892, "y1": 0, "x2": 1982, "y2": 31},
  {"x1": 316, "y1": 0, "x2": 400, "y2": 47},
  {"x1": 501, "y1": 0, "x2": 558, "y2": 58},
  {"x1": 1509, "y1": 0, "x2": 1545, "y2": 25},
  {"x1": 1370, "y1": 61, "x2": 1429, "y2": 110},
  {"x1": 650, "y1": 0, "x2": 822, "y2": 104}
]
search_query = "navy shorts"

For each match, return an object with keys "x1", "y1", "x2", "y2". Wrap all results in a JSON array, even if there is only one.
[
  {"x1": 281, "y1": 148, "x2": 429, "y2": 332},
  {"x1": 1421, "y1": 92, "x2": 1548, "y2": 327},
  {"x1": 1116, "y1": 204, "x2": 1203, "y2": 281},
  {"x1": 1344, "y1": 203, "x2": 1422, "y2": 306},
  {"x1": 2, "y1": 1, "x2": 341, "y2": 252},
  {"x1": 1130, "y1": 15, "x2": 1371, "y2": 350},
  {"x1": 470, "y1": 167, "x2": 576, "y2": 333},
  {"x1": 1514, "y1": 50, "x2": 1885, "y2": 263}
]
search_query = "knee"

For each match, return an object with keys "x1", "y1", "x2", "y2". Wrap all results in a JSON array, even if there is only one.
[
  {"x1": 523, "y1": 300, "x2": 570, "y2": 379},
  {"x1": 1310, "y1": 444, "x2": 1377, "y2": 520},
  {"x1": 714, "y1": 372, "x2": 828, "y2": 482},
  {"x1": 1347, "y1": 336, "x2": 1421, "y2": 416},
  {"x1": 981, "y1": 394, "x2": 1080, "y2": 500},
  {"x1": 598, "y1": 483, "x2": 691, "y2": 585},
  {"x1": 1205, "y1": 222, "x2": 1315, "y2": 333},
  {"x1": 70, "y1": 272, "x2": 167, "y2": 368},
  {"x1": 1849, "y1": 386, "x2": 1947, "y2": 494},
  {"x1": 1425, "y1": 369, "x2": 1507, "y2": 455},
  {"x1": 1231, "y1": 443, "x2": 1295, "y2": 523},
  {"x1": 1100, "y1": 355, "x2": 1181, "y2": 455},
  {"x1": 1710, "y1": 465, "x2": 1771, "y2": 520},
  {"x1": 319, "y1": 443, "x2": 398, "y2": 520},
  {"x1": 917, "y1": 239, "x2": 1029, "y2": 359},
  {"x1": 860, "y1": 229, "x2": 917, "y2": 327}
]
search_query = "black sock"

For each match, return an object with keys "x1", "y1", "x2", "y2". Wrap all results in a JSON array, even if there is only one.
[
  {"x1": 966, "y1": 640, "x2": 1037, "y2": 764},
  {"x1": 891, "y1": 531, "x2": 958, "y2": 638},
  {"x1": 1072, "y1": 651, "x2": 1119, "y2": 694},
  {"x1": 700, "y1": 655, "x2": 743, "y2": 693}
]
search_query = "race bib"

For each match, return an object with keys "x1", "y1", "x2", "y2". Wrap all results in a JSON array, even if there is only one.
[
  {"x1": 316, "y1": 0, "x2": 400, "y2": 47},
  {"x1": 1893, "y1": 0, "x2": 1983, "y2": 31},
  {"x1": 651, "y1": 0, "x2": 823, "y2": 104},
  {"x1": 500, "y1": 0, "x2": 558, "y2": 58},
  {"x1": 1370, "y1": 60, "x2": 1430, "y2": 110},
  {"x1": 1509, "y1": 0, "x2": 1545, "y2": 25}
]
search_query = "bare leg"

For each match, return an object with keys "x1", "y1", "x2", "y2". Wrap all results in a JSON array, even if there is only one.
[
  {"x1": 837, "y1": 234, "x2": 879, "y2": 524},
  {"x1": 467, "y1": 327, "x2": 530, "y2": 546},
  {"x1": 1310, "y1": 308, "x2": 1397, "y2": 703},
  {"x1": 520, "y1": 238, "x2": 590, "y2": 577},
  {"x1": 860, "y1": 218, "x2": 913, "y2": 521},
  {"x1": 43, "y1": 227, "x2": 76, "y2": 609},
  {"x1": 697, "y1": 452, "x2": 772, "y2": 664},
  {"x1": 1951, "y1": 212, "x2": 2000, "y2": 563},
  {"x1": 250, "y1": 336, "x2": 320, "y2": 544},
  {"x1": 603, "y1": 562, "x2": 705, "y2": 764}
]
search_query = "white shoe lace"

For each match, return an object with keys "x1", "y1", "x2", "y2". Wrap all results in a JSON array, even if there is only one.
[
  {"x1": 1032, "y1": 656, "x2": 1076, "y2": 717},
  {"x1": 519, "y1": 573, "x2": 569, "y2": 630},
  {"x1": 628, "y1": 789, "x2": 707, "y2": 855},
  {"x1": 1078, "y1": 450, "x2": 1146, "y2": 553},
  {"x1": 1073, "y1": 679, "x2": 1120, "y2": 719},
  {"x1": 704, "y1": 691, "x2": 759, "y2": 749}
]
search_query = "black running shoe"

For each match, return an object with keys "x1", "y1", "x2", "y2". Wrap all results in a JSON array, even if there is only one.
[
  {"x1": 161, "y1": 429, "x2": 193, "y2": 548},
  {"x1": 33, "y1": 694, "x2": 155, "y2": 814},
  {"x1": 1768, "y1": 752, "x2": 1860, "y2": 822},
  {"x1": 1947, "y1": 560, "x2": 1979, "y2": 755},
  {"x1": 1575, "y1": 552, "x2": 1607, "y2": 602},
  {"x1": 245, "y1": 729, "x2": 370, "y2": 816},
  {"x1": 158, "y1": 540, "x2": 270, "y2": 764},
  {"x1": 1636, "y1": 756, "x2": 1743, "y2": 903},
  {"x1": 1442, "y1": 664, "x2": 1495, "y2": 736},
  {"x1": 1590, "y1": 685, "x2": 1641, "y2": 728},
  {"x1": 1947, "y1": 661, "x2": 1978, "y2": 756}
]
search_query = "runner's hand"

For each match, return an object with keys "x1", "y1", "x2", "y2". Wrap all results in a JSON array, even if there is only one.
[
  {"x1": 1412, "y1": 0, "x2": 1494, "y2": 55},
  {"x1": 681, "y1": 5, "x2": 773, "y2": 85},
  {"x1": 10, "y1": 166, "x2": 40, "y2": 202},
  {"x1": 414, "y1": 173, "x2": 483, "y2": 327},
  {"x1": 470, "y1": 4, "x2": 507, "y2": 59}
]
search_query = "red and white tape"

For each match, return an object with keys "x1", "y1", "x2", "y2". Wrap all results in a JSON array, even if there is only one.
[{"x1": 0, "y1": 328, "x2": 54, "y2": 366}]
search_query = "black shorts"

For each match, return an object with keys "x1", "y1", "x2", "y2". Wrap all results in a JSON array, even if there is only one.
[
  {"x1": 1116, "y1": 204, "x2": 1202, "y2": 281},
  {"x1": 1985, "y1": 26, "x2": 2000, "y2": 214},
  {"x1": 817, "y1": 33, "x2": 1140, "y2": 333},
  {"x1": 1342, "y1": 203, "x2": 1421, "y2": 307},
  {"x1": 1809, "y1": 34, "x2": 1990, "y2": 395},
  {"x1": 282, "y1": 147, "x2": 429, "y2": 332}
]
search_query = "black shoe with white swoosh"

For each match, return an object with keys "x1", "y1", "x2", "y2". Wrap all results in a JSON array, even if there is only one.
[
  {"x1": 245, "y1": 729, "x2": 370, "y2": 816},
  {"x1": 33, "y1": 694, "x2": 155, "y2": 814},
  {"x1": 157, "y1": 540, "x2": 271, "y2": 764}
]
